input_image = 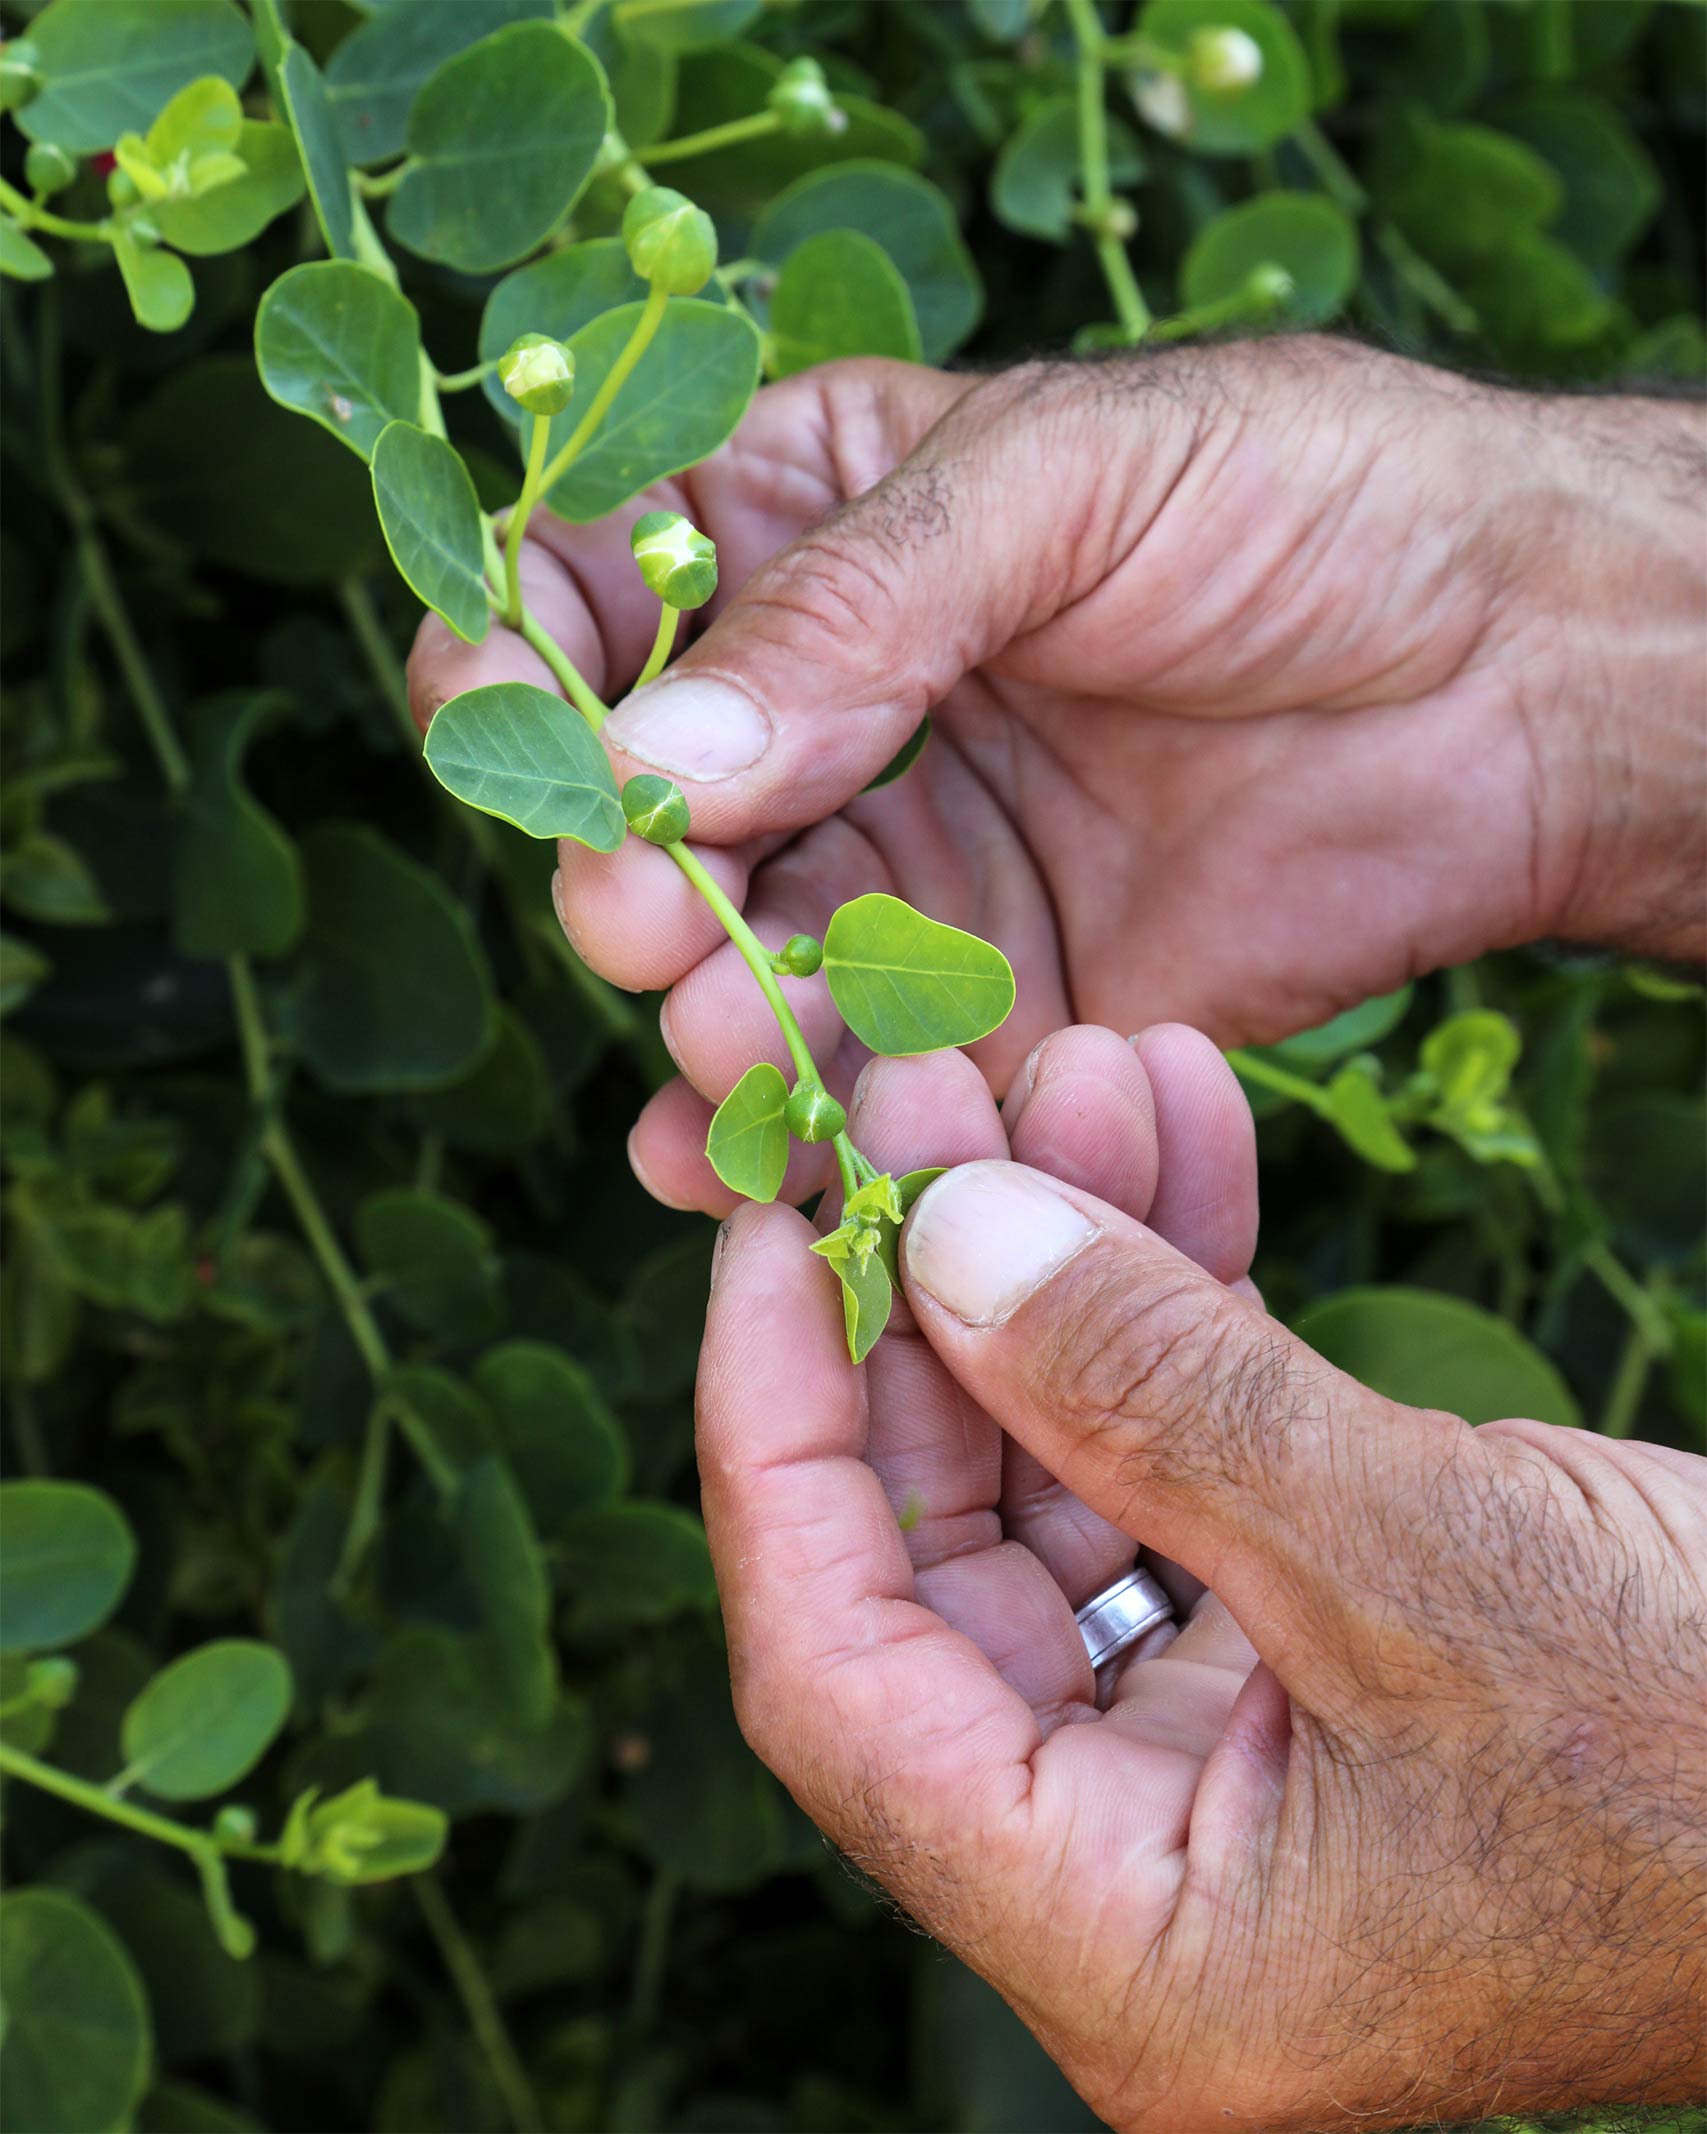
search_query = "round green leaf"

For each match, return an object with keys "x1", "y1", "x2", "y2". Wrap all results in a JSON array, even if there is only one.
[
  {"x1": 472, "y1": 1340, "x2": 628, "y2": 1528},
  {"x1": 561, "y1": 1502, "x2": 717, "y2": 1629},
  {"x1": 1181, "y1": 191, "x2": 1359, "y2": 326},
  {"x1": 768, "y1": 228, "x2": 922, "y2": 376},
  {"x1": 478, "y1": 239, "x2": 647, "y2": 427},
  {"x1": 456, "y1": 1455, "x2": 558, "y2": 1723},
  {"x1": 613, "y1": 0, "x2": 761, "y2": 53},
  {"x1": 120, "y1": 1639, "x2": 292, "y2": 1799},
  {"x1": 387, "y1": 22, "x2": 609, "y2": 274},
  {"x1": 1271, "y1": 987, "x2": 1412, "y2": 1069},
  {"x1": 0, "y1": 221, "x2": 54, "y2": 281},
  {"x1": 0, "y1": 1480, "x2": 136, "y2": 1655},
  {"x1": 539, "y1": 298, "x2": 763, "y2": 523},
  {"x1": 407, "y1": 1007, "x2": 552, "y2": 1151},
  {"x1": 294, "y1": 823, "x2": 495, "y2": 1093},
  {"x1": 822, "y1": 892, "x2": 1016, "y2": 1057},
  {"x1": 371, "y1": 421, "x2": 489, "y2": 646},
  {"x1": 753, "y1": 162, "x2": 983, "y2": 365},
  {"x1": 1371, "y1": 113, "x2": 1559, "y2": 272},
  {"x1": 1294, "y1": 1287, "x2": 1581, "y2": 1429},
  {"x1": 1134, "y1": 0, "x2": 1311, "y2": 156},
  {"x1": 0, "y1": 1889, "x2": 152, "y2": 2134},
  {"x1": 113, "y1": 229, "x2": 194, "y2": 335},
  {"x1": 423, "y1": 681, "x2": 625, "y2": 848},
  {"x1": 154, "y1": 120, "x2": 305, "y2": 256},
  {"x1": 991, "y1": 93, "x2": 1142, "y2": 243},
  {"x1": 17, "y1": 0, "x2": 252, "y2": 152},
  {"x1": 705, "y1": 1061, "x2": 790, "y2": 1202},
  {"x1": 1488, "y1": 89, "x2": 1659, "y2": 273},
  {"x1": 172, "y1": 691, "x2": 304, "y2": 961},
  {"x1": 255, "y1": 260, "x2": 424, "y2": 462},
  {"x1": 356, "y1": 1188, "x2": 502, "y2": 1345},
  {"x1": 325, "y1": 0, "x2": 554, "y2": 168},
  {"x1": 276, "y1": 40, "x2": 356, "y2": 260}
]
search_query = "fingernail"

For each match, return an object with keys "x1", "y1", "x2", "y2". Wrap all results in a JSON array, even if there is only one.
[
  {"x1": 904, "y1": 1161, "x2": 1097, "y2": 1327},
  {"x1": 604, "y1": 675, "x2": 769, "y2": 781},
  {"x1": 1001, "y1": 1037, "x2": 1050, "y2": 1135}
]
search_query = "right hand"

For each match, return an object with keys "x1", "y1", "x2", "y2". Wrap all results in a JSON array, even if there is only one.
[{"x1": 407, "y1": 339, "x2": 1705, "y2": 1214}]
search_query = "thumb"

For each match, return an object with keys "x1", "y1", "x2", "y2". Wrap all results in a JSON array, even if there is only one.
[
  {"x1": 899, "y1": 1159, "x2": 1469, "y2": 1709},
  {"x1": 599, "y1": 367, "x2": 1102, "y2": 844}
]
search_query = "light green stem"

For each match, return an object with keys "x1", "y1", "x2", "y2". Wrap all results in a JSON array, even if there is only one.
[
  {"x1": 1599, "y1": 1314, "x2": 1653, "y2": 1440},
  {"x1": 414, "y1": 1876, "x2": 543, "y2": 2134},
  {"x1": 516, "y1": 604, "x2": 612, "y2": 731},
  {"x1": 666, "y1": 843, "x2": 819, "y2": 1087},
  {"x1": 357, "y1": 161, "x2": 409, "y2": 198},
  {"x1": 505, "y1": 412, "x2": 551, "y2": 629},
  {"x1": 78, "y1": 521, "x2": 190, "y2": 794},
  {"x1": 1064, "y1": 0, "x2": 1149, "y2": 342},
  {"x1": 1149, "y1": 271, "x2": 1287, "y2": 344},
  {"x1": 635, "y1": 602, "x2": 677, "y2": 689},
  {"x1": 642, "y1": 110, "x2": 784, "y2": 164},
  {"x1": 538, "y1": 282, "x2": 669, "y2": 496},
  {"x1": 436, "y1": 358, "x2": 498, "y2": 392},
  {"x1": 1224, "y1": 1048, "x2": 1333, "y2": 1116},
  {"x1": 0, "y1": 1739, "x2": 280, "y2": 1868},
  {"x1": 0, "y1": 175, "x2": 110, "y2": 243}
]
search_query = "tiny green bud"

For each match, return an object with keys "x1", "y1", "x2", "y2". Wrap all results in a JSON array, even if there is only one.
[
  {"x1": 0, "y1": 38, "x2": 42, "y2": 113},
  {"x1": 768, "y1": 57, "x2": 845, "y2": 138},
  {"x1": 215, "y1": 1804, "x2": 259, "y2": 1845},
  {"x1": 623, "y1": 773, "x2": 690, "y2": 844},
  {"x1": 25, "y1": 1656, "x2": 78, "y2": 1710},
  {"x1": 630, "y1": 510, "x2": 718, "y2": 610},
  {"x1": 498, "y1": 332, "x2": 576, "y2": 417},
  {"x1": 25, "y1": 142, "x2": 78, "y2": 198},
  {"x1": 622, "y1": 185, "x2": 718, "y2": 296},
  {"x1": 107, "y1": 168, "x2": 140, "y2": 211},
  {"x1": 786, "y1": 1082, "x2": 846, "y2": 1144},
  {"x1": 1188, "y1": 25, "x2": 1264, "y2": 92},
  {"x1": 771, "y1": 932, "x2": 823, "y2": 978},
  {"x1": 1245, "y1": 261, "x2": 1294, "y2": 307}
]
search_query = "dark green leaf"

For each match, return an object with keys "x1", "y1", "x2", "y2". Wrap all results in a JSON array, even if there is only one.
[
  {"x1": 387, "y1": 23, "x2": 609, "y2": 273},
  {"x1": 1, "y1": 832, "x2": 109, "y2": 924},
  {"x1": 1372, "y1": 112, "x2": 1560, "y2": 271},
  {"x1": 172, "y1": 692, "x2": 304, "y2": 960},
  {"x1": 154, "y1": 120, "x2": 305, "y2": 256},
  {"x1": 1135, "y1": 0, "x2": 1312, "y2": 156},
  {"x1": 138, "y1": 2081, "x2": 265, "y2": 2134},
  {"x1": 472, "y1": 1340, "x2": 628, "y2": 1527},
  {"x1": 613, "y1": 0, "x2": 761, "y2": 53},
  {"x1": 294, "y1": 824, "x2": 495, "y2": 1093},
  {"x1": 0, "y1": 1890, "x2": 152, "y2": 2134},
  {"x1": 1181, "y1": 192, "x2": 1359, "y2": 326},
  {"x1": 356, "y1": 1188, "x2": 503, "y2": 1345},
  {"x1": 0, "y1": 1480, "x2": 136, "y2": 1655},
  {"x1": 1492, "y1": 90, "x2": 1661, "y2": 269},
  {"x1": 120, "y1": 1639, "x2": 293, "y2": 1799},
  {"x1": 768, "y1": 228, "x2": 922, "y2": 376},
  {"x1": 17, "y1": 0, "x2": 253, "y2": 152},
  {"x1": 407, "y1": 1008, "x2": 552, "y2": 1152},
  {"x1": 705, "y1": 1061, "x2": 790, "y2": 1202},
  {"x1": 991, "y1": 94, "x2": 1142, "y2": 243},
  {"x1": 624, "y1": 1647, "x2": 788, "y2": 1891},
  {"x1": 275, "y1": 39, "x2": 356, "y2": 260},
  {"x1": 325, "y1": 0, "x2": 554, "y2": 168},
  {"x1": 423, "y1": 682, "x2": 624, "y2": 848},
  {"x1": 822, "y1": 892, "x2": 1016, "y2": 1056},
  {"x1": 863, "y1": 715, "x2": 931, "y2": 793},
  {"x1": 479, "y1": 239, "x2": 647, "y2": 428},
  {"x1": 1295, "y1": 1286, "x2": 1581, "y2": 1428},
  {"x1": 255, "y1": 261, "x2": 424, "y2": 461},
  {"x1": 560, "y1": 1502, "x2": 716, "y2": 1630},
  {"x1": 371, "y1": 421, "x2": 489, "y2": 645},
  {"x1": 457, "y1": 1455, "x2": 558, "y2": 1723}
]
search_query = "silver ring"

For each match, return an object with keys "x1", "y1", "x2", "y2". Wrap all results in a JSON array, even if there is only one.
[{"x1": 1074, "y1": 1566, "x2": 1174, "y2": 1673}]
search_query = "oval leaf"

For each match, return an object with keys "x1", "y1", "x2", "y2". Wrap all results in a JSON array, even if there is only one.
[
  {"x1": 705, "y1": 1061, "x2": 790, "y2": 1202},
  {"x1": 991, "y1": 93, "x2": 1142, "y2": 243},
  {"x1": 1181, "y1": 192, "x2": 1359, "y2": 327},
  {"x1": 457, "y1": 1455, "x2": 558, "y2": 1724},
  {"x1": 154, "y1": 119, "x2": 305, "y2": 256},
  {"x1": 17, "y1": 0, "x2": 253, "y2": 152},
  {"x1": 1294, "y1": 1287, "x2": 1581, "y2": 1430},
  {"x1": 325, "y1": 0, "x2": 554, "y2": 168},
  {"x1": 423, "y1": 682, "x2": 624, "y2": 849},
  {"x1": 388, "y1": 22, "x2": 609, "y2": 273},
  {"x1": 0, "y1": 222, "x2": 54, "y2": 281},
  {"x1": 113, "y1": 228, "x2": 194, "y2": 334},
  {"x1": 255, "y1": 261, "x2": 423, "y2": 461},
  {"x1": 769, "y1": 228, "x2": 922, "y2": 377},
  {"x1": 822, "y1": 893, "x2": 1015, "y2": 1057},
  {"x1": 120, "y1": 1638, "x2": 293, "y2": 1800},
  {"x1": 371, "y1": 421, "x2": 489, "y2": 645},
  {"x1": 472, "y1": 1340, "x2": 628, "y2": 1528},
  {"x1": 276, "y1": 39, "x2": 356, "y2": 259},
  {"x1": 0, "y1": 1889, "x2": 152, "y2": 2134},
  {"x1": 0, "y1": 1480, "x2": 136, "y2": 1655},
  {"x1": 172, "y1": 691, "x2": 304, "y2": 960}
]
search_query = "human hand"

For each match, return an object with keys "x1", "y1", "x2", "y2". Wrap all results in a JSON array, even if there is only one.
[
  {"x1": 408, "y1": 339, "x2": 1706, "y2": 1215},
  {"x1": 698, "y1": 1023, "x2": 1707, "y2": 2133}
]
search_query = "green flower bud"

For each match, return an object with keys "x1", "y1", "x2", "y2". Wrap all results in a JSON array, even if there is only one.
[
  {"x1": 623, "y1": 773, "x2": 690, "y2": 844},
  {"x1": 785, "y1": 1081, "x2": 845, "y2": 1143},
  {"x1": 498, "y1": 332, "x2": 576, "y2": 417},
  {"x1": 630, "y1": 510, "x2": 718, "y2": 610},
  {"x1": 1245, "y1": 261, "x2": 1293, "y2": 307},
  {"x1": 24, "y1": 142, "x2": 77, "y2": 198},
  {"x1": 215, "y1": 1804, "x2": 259, "y2": 1845},
  {"x1": 771, "y1": 932, "x2": 823, "y2": 978},
  {"x1": 1187, "y1": 25, "x2": 1264, "y2": 92},
  {"x1": 767, "y1": 57, "x2": 845, "y2": 138},
  {"x1": 107, "y1": 167, "x2": 139, "y2": 211},
  {"x1": 25, "y1": 1656, "x2": 77, "y2": 1710},
  {"x1": 0, "y1": 39, "x2": 42, "y2": 113},
  {"x1": 622, "y1": 185, "x2": 717, "y2": 296}
]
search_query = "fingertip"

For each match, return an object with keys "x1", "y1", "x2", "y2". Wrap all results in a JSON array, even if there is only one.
[
  {"x1": 1129, "y1": 1023, "x2": 1258, "y2": 1285},
  {"x1": 845, "y1": 1049, "x2": 1006, "y2": 1176},
  {"x1": 1004, "y1": 1025, "x2": 1159, "y2": 1224}
]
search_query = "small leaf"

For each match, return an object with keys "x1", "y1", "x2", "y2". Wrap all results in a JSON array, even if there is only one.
[
  {"x1": 768, "y1": 228, "x2": 922, "y2": 375},
  {"x1": 1295, "y1": 1286, "x2": 1580, "y2": 1429},
  {"x1": 0, "y1": 1890, "x2": 153, "y2": 2134},
  {"x1": 388, "y1": 22, "x2": 609, "y2": 273},
  {"x1": 1134, "y1": 0, "x2": 1311, "y2": 157},
  {"x1": 0, "y1": 221, "x2": 53, "y2": 281},
  {"x1": 1270, "y1": 987, "x2": 1412, "y2": 1069},
  {"x1": 120, "y1": 1639, "x2": 292, "y2": 1800},
  {"x1": 325, "y1": 0, "x2": 554, "y2": 167},
  {"x1": 16, "y1": 0, "x2": 253, "y2": 153},
  {"x1": 457, "y1": 1455, "x2": 558, "y2": 1724},
  {"x1": 705, "y1": 1061, "x2": 790, "y2": 1202},
  {"x1": 356, "y1": 1188, "x2": 502, "y2": 1345},
  {"x1": 281, "y1": 1779, "x2": 447, "y2": 1883},
  {"x1": 172, "y1": 692, "x2": 304, "y2": 960},
  {"x1": 275, "y1": 39, "x2": 356, "y2": 260},
  {"x1": 371, "y1": 421, "x2": 489, "y2": 645},
  {"x1": 423, "y1": 682, "x2": 624, "y2": 848},
  {"x1": 0, "y1": 932, "x2": 51, "y2": 1014},
  {"x1": 1322, "y1": 1059, "x2": 1416, "y2": 1172},
  {"x1": 833, "y1": 1245, "x2": 892, "y2": 1365},
  {"x1": 822, "y1": 892, "x2": 1015, "y2": 1057},
  {"x1": 1, "y1": 832, "x2": 110, "y2": 924},
  {"x1": 991, "y1": 93, "x2": 1142, "y2": 243},
  {"x1": 1181, "y1": 192, "x2": 1359, "y2": 326},
  {"x1": 113, "y1": 229, "x2": 195, "y2": 334},
  {"x1": 473, "y1": 1340, "x2": 628, "y2": 1528},
  {"x1": 0, "y1": 1480, "x2": 136, "y2": 1655},
  {"x1": 255, "y1": 260, "x2": 424, "y2": 461},
  {"x1": 873, "y1": 1166, "x2": 945, "y2": 1288},
  {"x1": 154, "y1": 120, "x2": 304, "y2": 256},
  {"x1": 1418, "y1": 1011, "x2": 1522, "y2": 1120}
]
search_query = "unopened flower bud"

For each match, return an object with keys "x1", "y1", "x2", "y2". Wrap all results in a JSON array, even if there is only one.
[
  {"x1": 622, "y1": 773, "x2": 690, "y2": 845},
  {"x1": 772, "y1": 933, "x2": 823, "y2": 978},
  {"x1": 1129, "y1": 69, "x2": 1191, "y2": 139},
  {"x1": 498, "y1": 333, "x2": 576, "y2": 417},
  {"x1": 1188, "y1": 25, "x2": 1264, "y2": 91},
  {"x1": 1245, "y1": 261, "x2": 1294, "y2": 307},
  {"x1": 1100, "y1": 197, "x2": 1138, "y2": 241},
  {"x1": 0, "y1": 39, "x2": 41, "y2": 113},
  {"x1": 785, "y1": 1082, "x2": 845, "y2": 1143},
  {"x1": 768, "y1": 57, "x2": 843, "y2": 137},
  {"x1": 622, "y1": 185, "x2": 717, "y2": 296},
  {"x1": 215, "y1": 1804, "x2": 259, "y2": 1845},
  {"x1": 630, "y1": 509, "x2": 717, "y2": 610},
  {"x1": 26, "y1": 1656, "x2": 77, "y2": 1709},
  {"x1": 25, "y1": 143, "x2": 77, "y2": 197}
]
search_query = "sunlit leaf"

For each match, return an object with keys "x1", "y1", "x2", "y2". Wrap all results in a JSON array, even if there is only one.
[
  {"x1": 371, "y1": 421, "x2": 489, "y2": 644},
  {"x1": 113, "y1": 229, "x2": 195, "y2": 335},
  {"x1": 255, "y1": 261, "x2": 424, "y2": 461},
  {"x1": 705, "y1": 1061, "x2": 790, "y2": 1202},
  {"x1": 16, "y1": 0, "x2": 252, "y2": 153},
  {"x1": 155, "y1": 121, "x2": 304, "y2": 256},
  {"x1": 423, "y1": 682, "x2": 624, "y2": 849},
  {"x1": 0, "y1": 1480, "x2": 136, "y2": 1655},
  {"x1": 822, "y1": 892, "x2": 1015, "y2": 1057},
  {"x1": 1133, "y1": 0, "x2": 1311, "y2": 156},
  {"x1": 0, "y1": 221, "x2": 53, "y2": 281},
  {"x1": 120, "y1": 1639, "x2": 293, "y2": 1799}
]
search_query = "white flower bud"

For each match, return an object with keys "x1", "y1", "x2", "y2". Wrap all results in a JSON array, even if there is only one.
[
  {"x1": 499, "y1": 334, "x2": 576, "y2": 417},
  {"x1": 630, "y1": 509, "x2": 718, "y2": 609},
  {"x1": 1246, "y1": 262, "x2": 1294, "y2": 306},
  {"x1": 1129, "y1": 69, "x2": 1192, "y2": 139},
  {"x1": 1188, "y1": 25, "x2": 1264, "y2": 92}
]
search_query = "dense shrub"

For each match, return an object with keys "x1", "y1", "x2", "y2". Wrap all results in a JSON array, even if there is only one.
[{"x1": 0, "y1": 1, "x2": 1701, "y2": 2130}]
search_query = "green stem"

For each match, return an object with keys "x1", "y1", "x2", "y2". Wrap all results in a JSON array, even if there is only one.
[
  {"x1": 505, "y1": 412, "x2": 551, "y2": 630},
  {"x1": 666, "y1": 842, "x2": 820, "y2": 1088},
  {"x1": 642, "y1": 110, "x2": 784, "y2": 164},
  {"x1": 1064, "y1": 0, "x2": 1149, "y2": 342},
  {"x1": 1148, "y1": 271, "x2": 1284, "y2": 344},
  {"x1": 627, "y1": 1868, "x2": 679, "y2": 2035},
  {"x1": 538, "y1": 283, "x2": 669, "y2": 496},
  {"x1": 1598, "y1": 1314, "x2": 1653, "y2": 1440},
  {"x1": 1224, "y1": 1048, "x2": 1333, "y2": 1116},
  {"x1": 0, "y1": 176, "x2": 110, "y2": 244},
  {"x1": 7, "y1": 1384, "x2": 49, "y2": 1476},
  {"x1": 516, "y1": 605, "x2": 612, "y2": 731},
  {"x1": 0, "y1": 1740, "x2": 280, "y2": 1868},
  {"x1": 436, "y1": 358, "x2": 498, "y2": 392},
  {"x1": 635, "y1": 602, "x2": 677, "y2": 689},
  {"x1": 414, "y1": 1876, "x2": 543, "y2": 2134},
  {"x1": 78, "y1": 522, "x2": 191, "y2": 794},
  {"x1": 356, "y1": 162, "x2": 409, "y2": 198}
]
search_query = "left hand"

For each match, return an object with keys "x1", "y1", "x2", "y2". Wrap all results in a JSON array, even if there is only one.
[{"x1": 697, "y1": 1026, "x2": 1707, "y2": 2133}]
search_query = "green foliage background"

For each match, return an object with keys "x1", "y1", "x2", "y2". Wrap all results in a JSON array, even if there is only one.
[{"x1": 1, "y1": 2, "x2": 1703, "y2": 2131}]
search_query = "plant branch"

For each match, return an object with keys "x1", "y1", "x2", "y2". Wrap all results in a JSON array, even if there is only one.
[
  {"x1": 642, "y1": 110, "x2": 784, "y2": 164},
  {"x1": 538, "y1": 283, "x2": 669, "y2": 495},
  {"x1": 505, "y1": 412, "x2": 551, "y2": 629},
  {"x1": 0, "y1": 1739, "x2": 280, "y2": 1869},
  {"x1": 0, "y1": 175, "x2": 111, "y2": 244},
  {"x1": 414, "y1": 1875, "x2": 544, "y2": 2134},
  {"x1": 1064, "y1": 0, "x2": 1149, "y2": 342},
  {"x1": 635, "y1": 602, "x2": 677, "y2": 689}
]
